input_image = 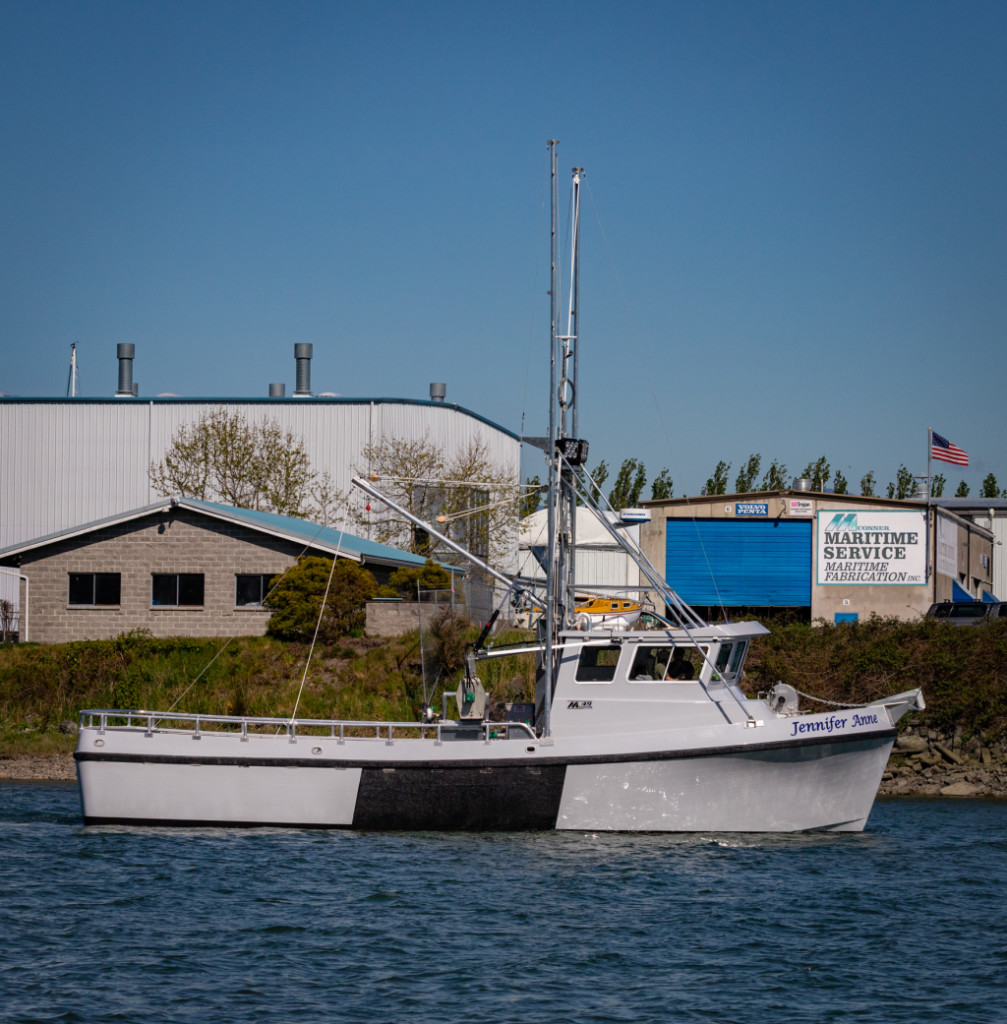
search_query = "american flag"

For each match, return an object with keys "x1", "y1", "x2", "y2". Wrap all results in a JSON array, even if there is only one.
[{"x1": 931, "y1": 430, "x2": 969, "y2": 466}]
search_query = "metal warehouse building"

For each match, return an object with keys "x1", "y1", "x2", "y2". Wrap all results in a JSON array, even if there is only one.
[
  {"x1": 0, "y1": 345, "x2": 521, "y2": 636},
  {"x1": 0, "y1": 345, "x2": 520, "y2": 552},
  {"x1": 640, "y1": 489, "x2": 995, "y2": 624}
]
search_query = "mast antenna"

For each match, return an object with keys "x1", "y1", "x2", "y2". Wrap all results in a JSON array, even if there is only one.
[{"x1": 66, "y1": 343, "x2": 79, "y2": 398}]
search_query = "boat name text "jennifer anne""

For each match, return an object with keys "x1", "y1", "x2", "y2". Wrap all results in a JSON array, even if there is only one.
[{"x1": 790, "y1": 712, "x2": 880, "y2": 737}]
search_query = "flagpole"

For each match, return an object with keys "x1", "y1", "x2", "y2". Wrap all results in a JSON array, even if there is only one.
[
  {"x1": 926, "y1": 427, "x2": 933, "y2": 587},
  {"x1": 927, "y1": 427, "x2": 932, "y2": 496}
]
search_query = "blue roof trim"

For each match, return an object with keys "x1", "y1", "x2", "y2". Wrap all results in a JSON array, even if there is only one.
[
  {"x1": 0, "y1": 497, "x2": 462, "y2": 573},
  {"x1": 0, "y1": 396, "x2": 520, "y2": 441},
  {"x1": 181, "y1": 499, "x2": 455, "y2": 569}
]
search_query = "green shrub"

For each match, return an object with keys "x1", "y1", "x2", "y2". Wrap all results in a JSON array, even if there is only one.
[{"x1": 265, "y1": 556, "x2": 376, "y2": 642}]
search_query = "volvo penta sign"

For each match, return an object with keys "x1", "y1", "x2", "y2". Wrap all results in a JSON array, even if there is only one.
[{"x1": 817, "y1": 510, "x2": 926, "y2": 585}]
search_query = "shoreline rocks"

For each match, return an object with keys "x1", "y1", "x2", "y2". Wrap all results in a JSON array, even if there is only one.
[
  {"x1": 0, "y1": 753, "x2": 77, "y2": 781},
  {"x1": 878, "y1": 723, "x2": 1007, "y2": 797}
]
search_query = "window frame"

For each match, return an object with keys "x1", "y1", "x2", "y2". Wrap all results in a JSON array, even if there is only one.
[
  {"x1": 68, "y1": 572, "x2": 121, "y2": 608},
  {"x1": 575, "y1": 644, "x2": 622, "y2": 683},
  {"x1": 151, "y1": 573, "x2": 205, "y2": 608},
  {"x1": 235, "y1": 573, "x2": 275, "y2": 608}
]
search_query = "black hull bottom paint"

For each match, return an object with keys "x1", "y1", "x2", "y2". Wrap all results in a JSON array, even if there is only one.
[{"x1": 350, "y1": 764, "x2": 567, "y2": 830}]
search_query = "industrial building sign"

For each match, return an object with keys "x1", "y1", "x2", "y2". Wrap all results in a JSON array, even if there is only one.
[
  {"x1": 816, "y1": 510, "x2": 926, "y2": 586},
  {"x1": 735, "y1": 502, "x2": 769, "y2": 517}
]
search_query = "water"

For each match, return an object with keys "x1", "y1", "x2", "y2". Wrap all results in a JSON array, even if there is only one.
[{"x1": 2, "y1": 783, "x2": 1006, "y2": 1024}]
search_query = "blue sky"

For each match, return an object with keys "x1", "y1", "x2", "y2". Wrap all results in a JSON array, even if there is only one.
[{"x1": 2, "y1": 0, "x2": 1005, "y2": 498}]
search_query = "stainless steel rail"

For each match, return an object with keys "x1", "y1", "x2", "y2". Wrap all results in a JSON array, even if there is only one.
[{"x1": 78, "y1": 710, "x2": 537, "y2": 744}]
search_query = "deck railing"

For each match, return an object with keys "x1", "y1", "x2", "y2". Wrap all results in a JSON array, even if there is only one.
[{"x1": 78, "y1": 709, "x2": 536, "y2": 744}]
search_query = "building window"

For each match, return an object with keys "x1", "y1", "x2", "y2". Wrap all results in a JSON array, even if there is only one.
[
  {"x1": 152, "y1": 573, "x2": 204, "y2": 607},
  {"x1": 68, "y1": 573, "x2": 121, "y2": 607},
  {"x1": 235, "y1": 574, "x2": 275, "y2": 607}
]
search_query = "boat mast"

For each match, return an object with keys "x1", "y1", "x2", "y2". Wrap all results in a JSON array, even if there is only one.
[
  {"x1": 559, "y1": 166, "x2": 583, "y2": 623},
  {"x1": 66, "y1": 343, "x2": 78, "y2": 397},
  {"x1": 543, "y1": 140, "x2": 560, "y2": 738},
  {"x1": 542, "y1": 141, "x2": 587, "y2": 737}
]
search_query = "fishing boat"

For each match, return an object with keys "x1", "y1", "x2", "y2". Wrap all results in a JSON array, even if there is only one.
[{"x1": 74, "y1": 144, "x2": 923, "y2": 831}]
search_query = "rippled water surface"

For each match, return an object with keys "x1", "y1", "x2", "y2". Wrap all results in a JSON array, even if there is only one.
[{"x1": 2, "y1": 782, "x2": 1006, "y2": 1023}]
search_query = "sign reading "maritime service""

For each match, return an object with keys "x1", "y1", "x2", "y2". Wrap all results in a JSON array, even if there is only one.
[{"x1": 816, "y1": 510, "x2": 927, "y2": 586}]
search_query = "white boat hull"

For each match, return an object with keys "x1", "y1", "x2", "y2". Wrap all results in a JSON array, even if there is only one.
[{"x1": 75, "y1": 716, "x2": 900, "y2": 833}]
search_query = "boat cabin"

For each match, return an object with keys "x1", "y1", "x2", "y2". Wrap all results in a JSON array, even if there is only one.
[{"x1": 542, "y1": 623, "x2": 769, "y2": 734}]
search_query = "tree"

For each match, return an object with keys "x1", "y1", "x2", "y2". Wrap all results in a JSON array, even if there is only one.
[
  {"x1": 734, "y1": 454, "x2": 762, "y2": 493},
  {"x1": 860, "y1": 471, "x2": 876, "y2": 497},
  {"x1": 386, "y1": 559, "x2": 455, "y2": 600},
  {"x1": 760, "y1": 459, "x2": 788, "y2": 491},
  {"x1": 886, "y1": 465, "x2": 915, "y2": 500},
  {"x1": 609, "y1": 459, "x2": 647, "y2": 510},
  {"x1": 701, "y1": 461, "x2": 731, "y2": 496},
  {"x1": 956, "y1": 480, "x2": 970, "y2": 497},
  {"x1": 800, "y1": 457, "x2": 830, "y2": 491},
  {"x1": 354, "y1": 434, "x2": 518, "y2": 572},
  {"x1": 931, "y1": 473, "x2": 946, "y2": 498},
  {"x1": 149, "y1": 409, "x2": 341, "y2": 520},
  {"x1": 832, "y1": 470, "x2": 848, "y2": 495},
  {"x1": 650, "y1": 468, "x2": 674, "y2": 500},
  {"x1": 265, "y1": 556, "x2": 376, "y2": 642},
  {"x1": 521, "y1": 476, "x2": 543, "y2": 518},
  {"x1": 581, "y1": 460, "x2": 609, "y2": 506},
  {"x1": 982, "y1": 473, "x2": 1001, "y2": 499}
]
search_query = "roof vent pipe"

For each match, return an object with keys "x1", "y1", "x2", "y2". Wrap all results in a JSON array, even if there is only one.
[
  {"x1": 115, "y1": 343, "x2": 135, "y2": 397},
  {"x1": 429, "y1": 382, "x2": 446, "y2": 402},
  {"x1": 269, "y1": 383, "x2": 285, "y2": 398},
  {"x1": 293, "y1": 343, "x2": 312, "y2": 396},
  {"x1": 793, "y1": 478, "x2": 813, "y2": 491}
]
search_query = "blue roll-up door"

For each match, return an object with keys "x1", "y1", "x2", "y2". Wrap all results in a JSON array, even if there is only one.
[{"x1": 665, "y1": 519, "x2": 812, "y2": 606}]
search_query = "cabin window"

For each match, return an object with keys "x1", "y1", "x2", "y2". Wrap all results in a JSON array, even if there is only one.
[
  {"x1": 728, "y1": 641, "x2": 748, "y2": 675},
  {"x1": 576, "y1": 645, "x2": 621, "y2": 682},
  {"x1": 629, "y1": 646, "x2": 672, "y2": 681},
  {"x1": 235, "y1": 573, "x2": 276, "y2": 607},
  {"x1": 68, "y1": 572, "x2": 121, "y2": 607},
  {"x1": 715, "y1": 644, "x2": 733, "y2": 675},
  {"x1": 667, "y1": 646, "x2": 700, "y2": 680},
  {"x1": 152, "y1": 573, "x2": 205, "y2": 607}
]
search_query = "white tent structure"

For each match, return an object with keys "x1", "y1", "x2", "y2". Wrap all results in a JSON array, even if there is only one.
[{"x1": 518, "y1": 507, "x2": 643, "y2": 593}]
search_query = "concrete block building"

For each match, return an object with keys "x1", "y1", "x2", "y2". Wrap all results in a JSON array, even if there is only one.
[{"x1": 0, "y1": 498, "x2": 444, "y2": 644}]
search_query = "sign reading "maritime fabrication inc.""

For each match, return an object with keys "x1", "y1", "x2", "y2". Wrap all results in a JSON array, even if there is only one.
[{"x1": 816, "y1": 510, "x2": 927, "y2": 586}]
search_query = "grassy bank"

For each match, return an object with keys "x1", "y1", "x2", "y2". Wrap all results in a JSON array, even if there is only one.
[
  {"x1": 2, "y1": 618, "x2": 1007, "y2": 757},
  {"x1": 0, "y1": 628, "x2": 538, "y2": 757}
]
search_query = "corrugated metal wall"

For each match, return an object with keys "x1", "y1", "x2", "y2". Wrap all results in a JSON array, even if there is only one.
[
  {"x1": 666, "y1": 520, "x2": 812, "y2": 606},
  {"x1": 0, "y1": 399, "x2": 520, "y2": 551}
]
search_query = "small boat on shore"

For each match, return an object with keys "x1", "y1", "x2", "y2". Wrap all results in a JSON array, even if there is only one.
[{"x1": 75, "y1": 144, "x2": 923, "y2": 831}]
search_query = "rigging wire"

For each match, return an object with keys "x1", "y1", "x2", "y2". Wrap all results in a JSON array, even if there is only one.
[
  {"x1": 518, "y1": 169, "x2": 550, "y2": 443},
  {"x1": 289, "y1": 545, "x2": 340, "y2": 722}
]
